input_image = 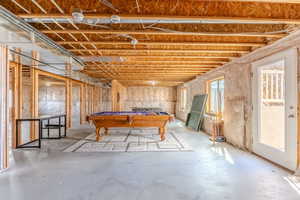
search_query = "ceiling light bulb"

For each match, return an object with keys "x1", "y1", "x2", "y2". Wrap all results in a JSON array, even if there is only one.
[
  {"x1": 150, "y1": 81, "x2": 156, "y2": 86},
  {"x1": 131, "y1": 38, "x2": 138, "y2": 45},
  {"x1": 110, "y1": 15, "x2": 121, "y2": 24},
  {"x1": 72, "y1": 9, "x2": 84, "y2": 22}
]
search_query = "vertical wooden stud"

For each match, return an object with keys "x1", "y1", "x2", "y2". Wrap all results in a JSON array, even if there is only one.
[
  {"x1": 0, "y1": 45, "x2": 9, "y2": 170},
  {"x1": 31, "y1": 51, "x2": 39, "y2": 140},
  {"x1": 66, "y1": 79, "x2": 72, "y2": 128},
  {"x1": 80, "y1": 83, "x2": 86, "y2": 124},
  {"x1": 11, "y1": 49, "x2": 22, "y2": 148}
]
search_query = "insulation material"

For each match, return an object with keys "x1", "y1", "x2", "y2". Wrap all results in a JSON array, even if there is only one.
[{"x1": 125, "y1": 86, "x2": 177, "y2": 113}]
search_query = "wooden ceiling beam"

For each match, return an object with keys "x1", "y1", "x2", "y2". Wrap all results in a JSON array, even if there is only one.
[
  {"x1": 85, "y1": 64, "x2": 219, "y2": 67},
  {"x1": 19, "y1": 14, "x2": 300, "y2": 25},
  {"x1": 121, "y1": 80, "x2": 184, "y2": 83},
  {"x1": 88, "y1": 73, "x2": 203, "y2": 75},
  {"x1": 58, "y1": 41, "x2": 265, "y2": 47},
  {"x1": 106, "y1": 55, "x2": 238, "y2": 59},
  {"x1": 84, "y1": 69, "x2": 209, "y2": 72},
  {"x1": 86, "y1": 61, "x2": 225, "y2": 64},
  {"x1": 87, "y1": 72, "x2": 200, "y2": 76},
  {"x1": 70, "y1": 49, "x2": 249, "y2": 53},
  {"x1": 85, "y1": 67, "x2": 216, "y2": 70}
]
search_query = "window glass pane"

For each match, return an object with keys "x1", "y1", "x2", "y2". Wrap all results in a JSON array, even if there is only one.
[
  {"x1": 218, "y1": 79, "x2": 224, "y2": 113},
  {"x1": 210, "y1": 80, "x2": 218, "y2": 113},
  {"x1": 209, "y1": 79, "x2": 224, "y2": 114}
]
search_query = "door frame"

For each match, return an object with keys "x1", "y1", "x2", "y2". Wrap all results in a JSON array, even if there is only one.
[{"x1": 251, "y1": 48, "x2": 298, "y2": 171}]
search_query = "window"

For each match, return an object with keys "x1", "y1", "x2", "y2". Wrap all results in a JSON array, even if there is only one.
[
  {"x1": 180, "y1": 87, "x2": 187, "y2": 111},
  {"x1": 207, "y1": 77, "x2": 224, "y2": 116}
]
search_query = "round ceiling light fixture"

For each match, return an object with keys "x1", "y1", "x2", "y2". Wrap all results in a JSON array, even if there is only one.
[
  {"x1": 130, "y1": 38, "x2": 138, "y2": 46},
  {"x1": 110, "y1": 15, "x2": 121, "y2": 24},
  {"x1": 72, "y1": 9, "x2": 84, "y2": 22},
  {"x1": 150, "y1": 80, "x2": 156, "y2": 86}
]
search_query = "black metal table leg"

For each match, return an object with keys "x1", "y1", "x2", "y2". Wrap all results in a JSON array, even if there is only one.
[
  {"x1": 59, "y1": 116, "x2": 61, "y2": 138},
  {"x1": 16, "y1": 120, "x2": 19, "y2": 147},
  {"x1": 47, "y1": 119, "x2": 50, "y2": 137},
  {"x1": 64, "y1": 115, "x2": 67, "y2": 137},
  {"x1": 38, "y1": 120, "x2": 42, "y2": 148}
]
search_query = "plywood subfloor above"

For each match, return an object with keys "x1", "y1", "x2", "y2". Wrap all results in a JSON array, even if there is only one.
[{"x1": 1, "y1": 0, "x2": 300, "y2": 86}]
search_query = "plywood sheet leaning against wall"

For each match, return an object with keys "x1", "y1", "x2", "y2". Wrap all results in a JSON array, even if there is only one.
[{"x1": 125, "y1": 86, "x2": 177, "y2": 114}]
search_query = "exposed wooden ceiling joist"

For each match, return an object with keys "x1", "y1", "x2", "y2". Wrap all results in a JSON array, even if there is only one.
[
  {"x1": 86, "y1": 61, "x2": 225, "y2": 64},
  {"x1": 2, "y1": 0, "x2": 298, "y2": 86},
  {"x1": 85, "y1": 64, "x2": 220, "y2": 67},
  {"x1": 106, "y1": 55, "x2": 238, "y2": 59},
  {"x1": 58, "y1": 41, "x2": 265, "y2": 47},
  {"x1": 70, "y1": 49, "x2": 250, "y2": 53}
]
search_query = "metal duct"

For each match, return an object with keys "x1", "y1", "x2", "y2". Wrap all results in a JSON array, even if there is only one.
[
  {"x1": 0, "y1": 6, "x2": 105, "y2": 86},
  {"x1": 0, "y1": 6, "x2": 84, "y2": 66},
  {"x1": 80, "y1": 56, "x2": 126, "y2": 62},
  {"x1": 23, "y1": 16, "x2": 281, "y2": 25}
]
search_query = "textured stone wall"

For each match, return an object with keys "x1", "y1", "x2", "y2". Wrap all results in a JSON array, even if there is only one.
[{"x1": 125, "y1": 86, "x2": 177, "y2": 113}]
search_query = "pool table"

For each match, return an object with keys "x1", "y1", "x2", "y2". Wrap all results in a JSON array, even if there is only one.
[{"x1": 87, "y1": 111, "x2": 172, "y2": 142}]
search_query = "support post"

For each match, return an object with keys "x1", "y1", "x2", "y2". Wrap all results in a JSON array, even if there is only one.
[
  {"x1": 11, "y1": 49, "x2": 22, "y2": 148},
  {"x1": 66, "y1": 79, "x2": 72, "y2": 128},
  {"x1": 31, "y1": 51, "x2": 39, "y2": 140},
  {"x1": 0, "y1": 45, "x2": 9, "y2": 170},
  {"x1": 80, "y1": 83, "x2": 86, "y2": 124}
]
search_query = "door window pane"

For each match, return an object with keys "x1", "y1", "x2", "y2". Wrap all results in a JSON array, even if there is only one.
[{"x1": 259, "y1": 60, "x2": 285, "y2": 151}]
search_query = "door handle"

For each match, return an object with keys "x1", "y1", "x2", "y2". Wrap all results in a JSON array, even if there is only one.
[{"x1": 288, "y1": 114, "x2": 295, "y2": 118}]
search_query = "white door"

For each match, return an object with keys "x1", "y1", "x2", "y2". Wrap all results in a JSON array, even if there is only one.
[{"x1": 252, "y1": 48, "x2": 298, "y2": 171}]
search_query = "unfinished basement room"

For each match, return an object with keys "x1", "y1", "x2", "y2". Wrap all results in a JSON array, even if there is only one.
[{"x1": 1, "y1": 0, "x2": 300, "y2": 200}]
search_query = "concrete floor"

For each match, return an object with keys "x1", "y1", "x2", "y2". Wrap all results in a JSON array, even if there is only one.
[{"x1": 0, "y1": 121, "x2": 300, "y2": 200}]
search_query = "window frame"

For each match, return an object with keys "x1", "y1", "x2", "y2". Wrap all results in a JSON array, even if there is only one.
[{"x1": 206, "y1": 76, "x2": 225, "y2": 117}]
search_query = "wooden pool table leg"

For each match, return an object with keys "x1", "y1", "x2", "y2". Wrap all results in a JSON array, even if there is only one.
[
  {"x1": 159, "y1": 127, "x2": 165, "y2": 141},
  {"x1": 96, "y1": 127, "x2": 102, "y2": 142},
  {"x1": 104, "y1": 128, "x2": 109, "y2": 135}
]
